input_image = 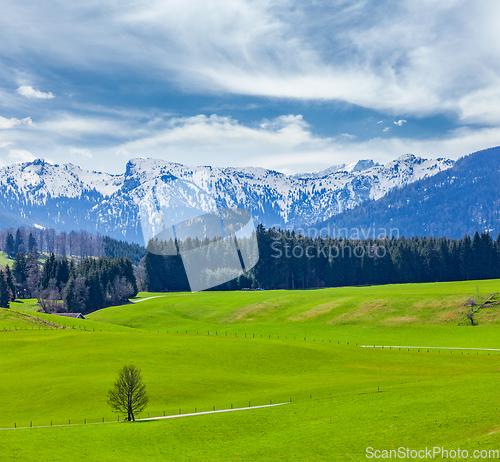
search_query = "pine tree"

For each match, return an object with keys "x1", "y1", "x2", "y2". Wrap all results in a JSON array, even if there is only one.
[
  {"x1": 85, "y1": 272, "x2": 104, "y2": 313},
  {"x1": 63, "y1": 276, "x2": 88, "y2": 313},
  {"x1": 4, "y1": 233, "x2": 15, "y2": 257},
  {"x1": 41, "y1": 253, "x2": 56, "y2": 290},
  {"x1": 55, "y1": 258, "x2": 70, "y2": 289},
  {"x1": 344, "y1": 253, "x2": 357, "y2": 286},
  {"x1": 479, "y1": 232, "x2": 495, "y2": 279},
  {"x1": 14, "y1": 230, "x2": 24, "y2": 255},
  {"x1": 459, "y1": 235, "x2": 474, "y2": 280},
  {"x1": 4, "y1": 265, "x2": 16, "y2": 301},
  {"x1": 63, "y1": 277, "x2": 77, "y2": 312},
  {"x1": 496, "y1": 234, "x2": 500, "y2": 276},
  {"x1": 26, "y1": 251, "x2": 41, "y2": 298},
  {"x1": 0, "y1": 271, "x2": 9, "y2": 308},
  {"x1": 28, "y1": 233, "x2": 37, "y2": 252},
  {"x1": 12, "y1": 253, "x2": 27, "y2": 298},
  {"x1": 144, "y1": 251, "x2": 167, "y2": 292},
  {"x1": 376, "y1": 248, "x2": 395, "y2": 284},
  {"x1": 470, "y1": 231, "x2": 482, "y2": 280},
  {"x1": 121, "y1": 258, "x2": 138, "y2": 296},
  {"x1": 361, "y1": 250, "x2": 375, "y2": 285}
]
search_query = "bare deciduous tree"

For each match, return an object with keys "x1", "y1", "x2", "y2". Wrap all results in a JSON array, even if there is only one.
[
  {"x1": 109, "y1": 276, "x2": 134, "y2": 305},
  {"x1": 38, "y1": 278, "x2": 62, "y2": 313},
  {"x1": 466, "y1": 298, "x2": 476, "y2": 308},
  {"x1": 107, "y1": 365, "x2": 149, "y2": 421},
  {"x1": 134, "y1": 264, "x2": 146, "y2": 292},
  {"x1": 465, "y1": 298, "x2": 476, "y2": 325}
]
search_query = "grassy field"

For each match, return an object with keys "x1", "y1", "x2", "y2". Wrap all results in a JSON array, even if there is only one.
[
  {"x1": 0, "y1": 251, "x2": 14, "y2": 267},
  {"x1": 1, "y1": 280, "x2": 499, "y2": 461},
  {"x1": 1, "y1": 380, "x2": 499, "y2": 461},
  {"x1": 88, "y1": 279, "x2": 500, "y2": 348}
]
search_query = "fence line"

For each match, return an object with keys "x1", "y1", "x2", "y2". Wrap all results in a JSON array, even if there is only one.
[
  {"x1": 1, "y1": 372, "x2": 496, "y2": 431},
  {"x1": 3, "y1": 326, "x2": 500, "y2": 355}
]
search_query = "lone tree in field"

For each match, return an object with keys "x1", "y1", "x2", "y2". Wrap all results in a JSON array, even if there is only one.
[
  {"x1": 465, "y1": 298, "x2": 476, "y2": 325},
  {"x1": 107, "y1": 365, "x2": 149, "y2": 421}
]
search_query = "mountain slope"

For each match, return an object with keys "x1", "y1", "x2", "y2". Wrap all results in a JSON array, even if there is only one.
[
  {"x1": 0, "y1": 154, "x2": 453, "y2": 243},
  {"x1": 314, "y1": 146, "x2": 500, "y2": 239}
]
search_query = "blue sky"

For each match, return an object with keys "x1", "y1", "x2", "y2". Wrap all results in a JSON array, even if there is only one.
[{"x1": 1, "y1": 0, "x2": 499, "y2": 174}]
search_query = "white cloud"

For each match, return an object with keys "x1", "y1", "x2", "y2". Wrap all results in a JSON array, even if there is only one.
[
  {"x1": 244, "y1": 126, "x2": 500, "y2": 174},
  {"x1": 0, "y1": 108, "x2": 498, "y2": 175},
  {"x1": 0, "y1": 146, "x2": 35, "y2": 167},
  {"x1": 16, "y1": 85, "x2": 55, "y2": 99},
  {"x1": 8, "y1": 149, "x2": 36, "y2": 163},
  {"x1": 108, "y1": 113, "x2": 500, "y2": 174},
  {"x1": 377, "y1": 120, "x2": 384, "y2": 124},
  {"x1": 383, "y1": 127, "x2": 391, "y2": 132},
  {"x1": 394, "y1": 120, "x2": 407, "y2": 126},
  {"x1": 458, "y1": 86, "x2": 500, "y2": 124},
  {"x1": 0, "y1": 138, "x2": 12, "y2": 149},
  {"x1": 0, "y1": 116, "x2": 33, "y2": 129},
  {"x1": 114, "y1": 114, "x2": 318, "y2": 165},
  {"x1": 37, "y1": 114, "x2": 135, "y2": 139},
  {"x1": 69, "y1": 147, "x2": 93, "y2": 158},
  {"x1": 1, "y1": 1, "x2": 500, "y2": 122}
]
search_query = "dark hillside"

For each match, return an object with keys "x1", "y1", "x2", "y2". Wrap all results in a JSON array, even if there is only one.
[{"x1": 314, "y1": 146, "x2": 500, "y2": 238}]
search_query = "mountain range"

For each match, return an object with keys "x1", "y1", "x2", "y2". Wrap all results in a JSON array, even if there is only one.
[
  {"x1": 0, "y1": 154, "x2": 454, "y2": 244},
  {"x1": 315, "y1": 146, "x2": 500, "y2": 239}
]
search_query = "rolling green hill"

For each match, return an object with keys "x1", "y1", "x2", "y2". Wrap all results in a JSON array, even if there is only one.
[
  {"x1": 1, "y1": 280, "x2": 499, "y2": 461},
  {"x1": 87, "y1": 279, "x2": 500, "y2": 348},
  {"x1": 1, "y1": 328, "x2": 499, "y2": 461}
]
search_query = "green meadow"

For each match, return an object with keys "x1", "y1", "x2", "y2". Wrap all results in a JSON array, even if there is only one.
[
  {"x1": 1, "y1": 279, "x2": 499, "y2": 461},
  {"x1": 89, "y1": 279, "x2": 500, "y2": 348},
  {"x1": 0, "y1": 251, "x2": 13, "y2": 267}
]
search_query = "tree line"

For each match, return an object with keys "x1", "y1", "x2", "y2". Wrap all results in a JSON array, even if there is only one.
[
  {"x1": 144, "y1": 226, "x2": 500, "y2": 291},
  {"x1": 1, "y1": 227, "x2": 146, "y2": 265},
  {"x1": 0, "y1": 227, "x2": 103, "y2": 259},
  {"x1": 1, "y1": 251, "x2": 138, "y2": 313},
  {"x1": 3, "y1": 225, "x2": 500, "y2": 305}
]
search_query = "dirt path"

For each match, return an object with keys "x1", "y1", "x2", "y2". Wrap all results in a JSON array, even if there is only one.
[
  {"x1": 131, "y1": 294, "x2": 192, "y2": 303},
  {"x1": 130, "y1": 296, "x2": 168, "y2": 303},
  {"x1": 138, "y1": 402, "x2": 289, "y2": 421},
  {"x1": 360, "y1": 345, "x2": 500, "y2": 351},
  {"x1": 0, "y1": 403, "x2": 289, "y2": 431}
]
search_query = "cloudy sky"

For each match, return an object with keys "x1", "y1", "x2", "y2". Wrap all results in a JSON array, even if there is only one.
[{"x1": 1, "y1": 0, "x2": 499, "y2": 174}]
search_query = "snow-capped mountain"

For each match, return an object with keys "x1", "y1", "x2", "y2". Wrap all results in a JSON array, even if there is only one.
[
  {"x1": 292, "y1": 159, "x2": 381, "y2": 179},
  {"x1": 0, "y1": 154, "x2": 454, "y2": 244}
]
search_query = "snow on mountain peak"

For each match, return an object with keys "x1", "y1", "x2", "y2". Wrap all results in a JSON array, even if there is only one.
[{"x1": 0, "y1": 155, "x2": 455, "y2": 242}]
